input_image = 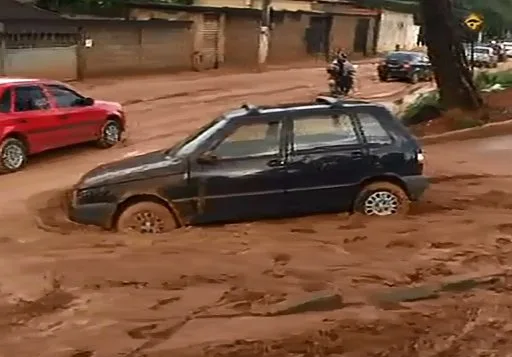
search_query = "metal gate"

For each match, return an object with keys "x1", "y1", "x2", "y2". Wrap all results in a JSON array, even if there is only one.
[
  {"x1": 201, "y1": 13, "x2": 220, "y2": 69},
  {"x1": 3, "y1": 31, "x2": 78, "y2": 81},
  {"x1": 353, "y1": 18, "x2": 370, "y2": 54},
  {"x1": 306, "y1": 16, "x2": 332, "y2": 59}
]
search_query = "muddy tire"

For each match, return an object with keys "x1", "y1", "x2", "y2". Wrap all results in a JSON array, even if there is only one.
[
  {"x1": 0, "y1": 137, "x2": 28, "y2": 174},
  {"x1": 409, "y1": 72, "x2": 419, "y2": 84},
  {"x1": 353, "y1": 182, "x2": 410, "y2": 217},
  {"x1": 97, "y1": 119, "x2": 122, "y2": 149},
  {"x1": 379, "y1": 74, "x2": 388, "y2": 82},
  {"x1": 116, "y1": 201, "x2": 177, "y2": 234}
]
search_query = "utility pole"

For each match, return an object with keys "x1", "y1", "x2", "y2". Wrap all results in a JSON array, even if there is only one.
[{"x1": 258, "y1": 0, "x2": 271, "y2": 70}]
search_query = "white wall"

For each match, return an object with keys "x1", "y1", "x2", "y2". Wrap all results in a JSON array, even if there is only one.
[{"x1": 376, "y1": 10, "x2": 420, "y2": 53}]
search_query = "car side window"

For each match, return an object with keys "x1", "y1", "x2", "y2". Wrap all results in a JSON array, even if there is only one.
[
  {"x1": 293, "y1": 113, "x2": 359, "y2": 151},
  {"x1": 14, "y1": 86, "x2": 50, "y2": 112},
  {"x1": 46, "y1": 84, "x2": 84, "y2": 108},
  {"x1": 0, "y1": 89, "x2": 11, "y2": 113},
  {"x1": 213, "y1": 121, "x2": 281, "y2": 158},
  {"x1": 357, "y1": 112, "x2": 393, "y2": 145}
]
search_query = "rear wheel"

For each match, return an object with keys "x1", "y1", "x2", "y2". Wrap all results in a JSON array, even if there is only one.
[
  {"x1": 0, "y1": 138, "x2": 27, "y2": 174},
  {"x1": 378, "y1": 73, "x2": 388, "y2": 82},
  {"x1": 97, "y1": 119, "x2": 122, "y2": 149},
  {"x1": 354, "y1": 182, "x2": 410, "y2": 217},
  {"x1": 116, "y1": 201, "x2": 177, "y2": 234}
]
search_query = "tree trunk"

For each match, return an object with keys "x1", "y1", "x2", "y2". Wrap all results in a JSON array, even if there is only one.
[{"x1": 419, "y1": 0, "x2": 483, "y2": 110}]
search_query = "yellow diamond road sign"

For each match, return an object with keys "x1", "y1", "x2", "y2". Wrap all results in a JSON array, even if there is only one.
[{"x1": 464, "y1": 13, "x2": 483, "y2": 31}]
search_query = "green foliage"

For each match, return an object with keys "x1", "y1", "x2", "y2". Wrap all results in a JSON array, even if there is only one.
[
  {"x1": 401, "y1": 90, "x2": 441, "y2": 124},
  {"x1": 474, "y1": 70, "x2": 512, "y2": 90}
]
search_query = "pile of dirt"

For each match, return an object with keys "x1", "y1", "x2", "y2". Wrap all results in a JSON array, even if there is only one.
[{"x1": 410, "y1": 88, "x2": 512, "y2": 137}]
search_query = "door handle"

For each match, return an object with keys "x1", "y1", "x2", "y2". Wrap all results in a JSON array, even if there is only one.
[
  {"x1": 351, "y1": 151, "x2": 364, "y2": 159},
  {"x1": 16, "y1": 118, "x2": 28, "y2": 124},
  {"x1": 267, "y1": 159, "x2": 285, "y2": 167}
]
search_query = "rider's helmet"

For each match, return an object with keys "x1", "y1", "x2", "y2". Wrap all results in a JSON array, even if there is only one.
[
  {"x1": 337, "y1": 52, "x2": 347, "y2": 62},
  {"x1": 491, "y1": 40, "x2": 497, "y2": 45}
]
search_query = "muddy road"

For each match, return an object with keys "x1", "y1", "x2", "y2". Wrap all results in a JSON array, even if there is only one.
[{"x1": 1, "y1": 65, "x2": 512, "y2": 357}]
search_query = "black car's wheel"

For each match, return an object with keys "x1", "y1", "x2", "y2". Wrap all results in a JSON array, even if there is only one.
[
  {"x1": 354, "y1": 182, "x2": 410, "y2": 217},
  {"x1": 409, "y1": 72, "x2": 419, "y2": 84},
  {"x1": 0, "y1": 137, "x2": 28, "y2": 174},
  {"x1": 97, "y1": 119, "x2": 122, "y2": 149},
  {"x1": 116, "y1": 201, "x2": 177, "y2": 234},
  {"x1": 378, "y1": 74, "x2": 388, "y2": 82}
]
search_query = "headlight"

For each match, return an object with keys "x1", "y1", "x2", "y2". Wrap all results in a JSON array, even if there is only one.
[{"x1": 74, "y1": 187, "x2": 114, "y2": 205}]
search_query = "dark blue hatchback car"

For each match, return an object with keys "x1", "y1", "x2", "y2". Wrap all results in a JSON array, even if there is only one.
[{"x1": 68, "y1": 96, "x2": 429, "y2": 234}]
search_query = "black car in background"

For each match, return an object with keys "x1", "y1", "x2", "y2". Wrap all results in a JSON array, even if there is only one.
[
  {"x1": 378, "y1": 51, "x2": 433, "y2": 83},
  {"x1": 67, "y1": 96, "x2": 429, "y2": 234}
]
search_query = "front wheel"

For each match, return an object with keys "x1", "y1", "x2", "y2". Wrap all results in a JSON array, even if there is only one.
[
  {"x1": 353, "y1": 182, "x2": 410, "y2": 217},
  {"x1": 0, "y1": 138, "x2": 28, "y2": 174},
  {"x1": 97, "y1": 119, "x2": 122, "y2": 149},
  {"x1": 409, "y1": 72, "x2": 419, "y2": 84},
  {"x1": 116, "y1": 201, "x2": 177, "y2": 234}
]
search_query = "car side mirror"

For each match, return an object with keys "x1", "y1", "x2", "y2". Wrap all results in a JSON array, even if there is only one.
[
  {"x1": 196, "y1": 151, "x2": 218, "y2": 164},
  {"x1": 82, "y1": 97, "x2": 94, "y2": 106}
]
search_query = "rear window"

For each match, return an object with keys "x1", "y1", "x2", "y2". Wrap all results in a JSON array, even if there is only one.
[{"x1": 386, "y1": 52, "x2": 413, "y2": 61}]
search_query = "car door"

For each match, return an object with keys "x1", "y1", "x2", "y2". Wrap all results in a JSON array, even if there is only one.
[
  {"x1": 284, "y1": 108, "x2": 370, "y2": 214},
  {"x1": 189, "y1": 115, "x2": 287, "y2": 224},
  {"x1": 10, "y1": 85, "x2": 63, "y2": 153},
  {"x1": 44, "y1": 83, "x2": 105, "y2": 144}
]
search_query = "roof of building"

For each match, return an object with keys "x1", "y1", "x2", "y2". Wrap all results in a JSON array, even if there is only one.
[{"x1": 0, "y1": 0, "x2": 63, "y2": 19}]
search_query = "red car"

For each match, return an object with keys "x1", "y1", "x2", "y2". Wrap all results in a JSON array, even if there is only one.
[{"x1": 0, "y1": 78, "x2": 125, "y2": 173}]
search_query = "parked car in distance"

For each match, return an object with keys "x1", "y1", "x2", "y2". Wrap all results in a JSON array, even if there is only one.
[
  {"x1": 502, "y1": 42, "x2": 512, "y2": 57},
  {"x1": 0, "y1": 78, "x2": 125, "y2": 173},
  {"x1": 67, "y1": 96, "x2": 429, "y2": 234},
  {"x1": 377, "y1": 51, "x2": 433, "y2": 84},
  {"x1": 466, "y1": 46, "x2": 498, "y2": 68}
]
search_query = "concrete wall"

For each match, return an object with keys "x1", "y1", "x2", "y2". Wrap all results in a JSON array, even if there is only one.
[
  {"x1": 268, "y1": 13, "x2": 311, "y2": 64},
  {"x1": 82, "y1": 21, "x2": 194, "y2": 77},
  {"x1": 330, "y1": 15, "x2": 357, "y2": 55},
  {"x1": 376, "y1": 10, "x2": 419, "y2": 53},
  {"x1": 195, "y1": 0, "x2": 313, "y2": 11},
  {"x1": 4, "y1": 46, "x2": 77, "y2": 80},
  {"x1": 224, "y1": 13, "x2": 259, "y2": 67}
]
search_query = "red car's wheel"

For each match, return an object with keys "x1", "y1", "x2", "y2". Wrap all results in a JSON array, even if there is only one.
[
  {"x1": 97, "y1": 119, "x2": 122, "y2": 149},
  {"x1": 0, "y1": 137, "x2": 27, "y2": 174}
]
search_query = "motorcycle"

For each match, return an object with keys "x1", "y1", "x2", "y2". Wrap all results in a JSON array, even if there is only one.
[{"x1": 326, "y1": 62, "x2": 355, "y2": 96}]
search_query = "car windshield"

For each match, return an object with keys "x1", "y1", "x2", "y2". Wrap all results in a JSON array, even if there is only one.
[
  {"x1": 166, "y1": 117, "x2": 228, "y2": 157},
  {"x1": 386, "y1": 52, "x2": 413, "y2": 62}
]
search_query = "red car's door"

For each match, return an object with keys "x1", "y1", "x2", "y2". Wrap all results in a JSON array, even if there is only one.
[
  {"x1": 44, "y1": 84, "x2": 105, "y2": 144},
  {"x1": 11, "y1": 85, "x2": 64, "y2": 153}
]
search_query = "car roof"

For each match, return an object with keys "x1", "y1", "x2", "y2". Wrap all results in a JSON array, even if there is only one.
[
  {"x1": 0, "y1": 78, "x2": 40, "y2": 85},
  {"x1": 224, "y1": 97, "x2": 386, "y2": 119},
  {"x1": 387, "y1": 51, "x2": 421, "y2": 56}
]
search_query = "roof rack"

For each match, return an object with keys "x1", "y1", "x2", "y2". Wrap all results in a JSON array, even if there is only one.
[
  {"x1": 240, "y1": 103, "x2": 260, "y2": 114},
  {"x1": 315, "y1": 96, "x2": 344, "y2": 106}
]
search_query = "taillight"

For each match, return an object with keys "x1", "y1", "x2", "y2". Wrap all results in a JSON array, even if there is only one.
[{"x1": 403, "y1": 62, "x2": 411, "y2": 69}]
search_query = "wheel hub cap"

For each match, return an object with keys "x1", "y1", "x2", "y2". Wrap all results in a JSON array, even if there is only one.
[
  {"x1": 129, "y1": 211, "x2": 164, "y2": 233},
  {"x1": 104, "y1": 124, "x2": 120, "y2": 144},
  {"x1": 2, "y1": 145, "x2": 24, "y2": 169},
  {"x1": 363, "y1": 191, "x2": 399, "y2": 216}
]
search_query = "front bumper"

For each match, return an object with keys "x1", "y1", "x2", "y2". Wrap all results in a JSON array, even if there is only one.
[
  {"x1": 402, "y1": 175, "x2": 429, "y2": 201},
  {"x1": 66, "y1": 188, "x2": 117, "y2": 229}
]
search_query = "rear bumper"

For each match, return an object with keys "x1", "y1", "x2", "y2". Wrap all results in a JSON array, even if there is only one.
[{"x1": 402, "y1": 175, "x2": 429, "y2": 201}]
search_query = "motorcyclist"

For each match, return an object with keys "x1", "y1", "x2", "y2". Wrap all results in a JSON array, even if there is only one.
[{"x1": 330, "y1": 52, "x2": 355, "y2": 95}]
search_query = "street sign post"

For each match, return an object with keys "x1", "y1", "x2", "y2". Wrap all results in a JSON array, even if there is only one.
[{"x1": 464, "y1": 13, "x2": 484, "y2": 75}]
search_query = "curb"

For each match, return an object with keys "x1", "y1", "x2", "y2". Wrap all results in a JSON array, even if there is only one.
[
  {"x1": 359, "y1": 82, "x2": 427, "y2": 101},
  {"x1": 420, "y1": 118, "x2": 512, "y2": 145}
]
